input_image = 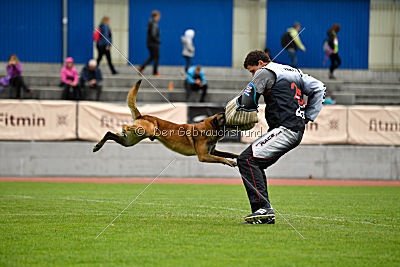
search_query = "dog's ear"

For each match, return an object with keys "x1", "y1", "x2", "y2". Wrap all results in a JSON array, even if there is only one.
[{"x1": 210, "y1": 117, "x2": 218, "y2": 129}]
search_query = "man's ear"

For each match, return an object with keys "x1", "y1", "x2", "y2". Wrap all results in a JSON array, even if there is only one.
[{"x1": 258, "y1": 60, "x2": 264, "y2": 66}]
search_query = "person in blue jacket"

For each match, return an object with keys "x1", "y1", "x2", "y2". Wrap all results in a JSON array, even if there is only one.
[
  {"x1": 96, "y1": 16, "x2": 118, "y2": 75},
  {"x1": 80, "y1": 59, "x2": 103, "y2": 101},
  {"x1": 186, "y1": 65, "x2": 207, "y2": 102}
]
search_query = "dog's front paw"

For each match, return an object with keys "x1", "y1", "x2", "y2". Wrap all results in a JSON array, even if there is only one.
[
  {"x1": 225, "y1": 160, "x2": 237, "y2": 167},
  {"x1": 93, "y1": 144, "x2": 102, "y2": 152}
]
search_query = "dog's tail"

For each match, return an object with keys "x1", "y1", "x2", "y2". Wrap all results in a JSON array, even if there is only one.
[{"x1": 127, "y1": 80, "x2": 142, "y2": 119}]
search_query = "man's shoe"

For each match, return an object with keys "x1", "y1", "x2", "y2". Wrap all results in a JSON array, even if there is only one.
[
  {"x1": 245, "y1": 208, "x2": 275, "y2": 223},
  {"x1": 153, "y1": 73, "x2": 162, "y2": 77},
  {"x1": 241, "y1": 217, "x2": 275, "y2": 224}
]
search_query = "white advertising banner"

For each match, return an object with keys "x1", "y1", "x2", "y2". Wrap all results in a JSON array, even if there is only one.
[
  {"x1": 78, "y1": 101, "x2": 188, "y2": 141},
  {"x1": 0, "y1": 100, "x2": 77, "y2": 140}
]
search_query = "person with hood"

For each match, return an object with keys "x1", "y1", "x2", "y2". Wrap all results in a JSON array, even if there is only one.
[
  {"x1": 139, "y1": 10, "x2": 161, "y2": 77},
  {"x1": 4, "y1": 54, "x2": 32, "y2": 99},
  {"x1": 96, "y1": 16, "x2": 118, "y2": 75},
  {"x1": 181, "y1": 29, "x2": 195, "y2": 72},
  {"x1": 327, "y1": 24, "x2": 341, "y2": 79},
  {"x1": 60, "y1": 57, "x2": 81, "y2": 100},
  {"x1": 281, "y1": 22, "x2": 306, "y2": 68},
  {"x1": 80, "y1": 59, "x2": 103, "y2": 101}
]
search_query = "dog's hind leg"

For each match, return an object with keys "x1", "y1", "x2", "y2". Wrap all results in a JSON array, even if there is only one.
[{"x1": 93, "y1": 130, "x2": 145, "y2": 152}]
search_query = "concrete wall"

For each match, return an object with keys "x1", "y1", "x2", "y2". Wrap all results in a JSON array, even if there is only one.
[
  {"x1": 94, "y1": 0, "x2": 129, "y2": 65},
  {"x1": 232, "y1": 0, "x2": 267, "y2": 68},
  {"x1": 0, "y1": 141, "x2": 398, "y2": 180},
  {"x1": 369, "y1": 0, "x2": 400, "y2": 70}
]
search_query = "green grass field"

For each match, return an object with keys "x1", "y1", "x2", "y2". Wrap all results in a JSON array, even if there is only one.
[{"x1": 0, "y1": 182, "x2": 399, "y2": 266}]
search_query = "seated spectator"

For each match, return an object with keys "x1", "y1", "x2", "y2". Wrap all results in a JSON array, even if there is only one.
[
  {"x1": 186, "y1": 65, "x2": 207, "y2": 102},
  {"x1": 80, "y1": 59, "x2": 103, "y2": 101},
  {"x1": 60, "y1": 57, "x2": 81, "y2": 100},
  {"x1": 324, "y1": 91, "x2": 336, "y2": 105},
  {"x1": 5, "y1": 54, "x2": 32, "y2": 99}
]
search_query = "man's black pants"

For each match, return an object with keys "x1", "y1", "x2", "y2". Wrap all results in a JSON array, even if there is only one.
[
  {"x1": 237, "y1": 127, "x2": 303, "y2": 213},
  {"x1": 185, "y1": 83, "x2": 207, "y2": 102},
  {"x1": 97, "y1": 45, "x2": 117, "y2": 74},
  {"x1": 329, "y1": 53, "x2": 341, "y2": 74},
  {"x1": 141, "y1": 45, "x2": 160, "y2": 74}
]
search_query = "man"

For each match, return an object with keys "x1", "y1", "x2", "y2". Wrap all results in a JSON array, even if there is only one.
[
  {"x1": 186, "y1": 65, "x2": 207, "y2": 102},
  {"x1": 281, "y1": 22, "x2": 306, "y2": 68},
  {"x1": 237, "y1": 50, "x2": 325, "y2": 224},
  {"x1": 139, "y1": 10, "x2": 161, "y2": 77},
  {"x1": 80, "y1": 59, "x2": 103, "y2": 101}
]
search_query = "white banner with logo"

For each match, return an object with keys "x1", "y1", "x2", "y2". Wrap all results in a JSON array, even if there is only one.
[
  {"x1": 348, "y1": 106, "x2": 400, "y2": 145},
  {"x1": 78, "y1": 101, "x2": 188, "y2": 141},
  {"x1": 241, "y1": 105, "x2": 348, "y2": 144},
  {"x1": 0, "y1": 100, "x2": 76, "y2": 140}
]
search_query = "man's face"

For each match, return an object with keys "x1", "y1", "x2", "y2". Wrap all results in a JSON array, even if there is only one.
[
  {"x1": 89, "y1": 65, "x2": 96, "y2": 71},
  {"x1": 246, "y1": 60, "x2": 265, "y2": 76}
]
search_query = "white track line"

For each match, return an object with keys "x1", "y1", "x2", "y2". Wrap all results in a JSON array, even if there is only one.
[{"x1": 2, "y1": 194, "x2": 398, "y2": 228}]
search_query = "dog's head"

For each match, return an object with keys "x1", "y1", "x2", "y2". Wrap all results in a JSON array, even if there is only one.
[{"x1": 209, "y1": 112, "x2": 226, "y2": 132}]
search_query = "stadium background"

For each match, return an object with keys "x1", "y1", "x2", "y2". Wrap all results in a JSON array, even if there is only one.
[
  {"x1": 0, "y1": 0, "x2": 399, "y2": 179},
  {"x1": 0, "y1": 0, "x2": 399, "y2": 69}
]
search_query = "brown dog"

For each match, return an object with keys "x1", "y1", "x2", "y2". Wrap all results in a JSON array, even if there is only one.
[{"x1": 93, "y1": 80, "x2": 238, "y2": 166}]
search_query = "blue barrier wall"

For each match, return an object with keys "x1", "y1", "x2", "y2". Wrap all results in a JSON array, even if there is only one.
[
  {"x1": 0, "y1": 0, "x2": 62, "y2": 63},
  {"x1": 67, "y1": 0, "x2": 94, "y2": 64},
  {"x1": 129, "y1": 0, "x2": 233, "y2": 67},
  {"x1": 266, "y1": 0, "x2": 370, "y2": 69}
]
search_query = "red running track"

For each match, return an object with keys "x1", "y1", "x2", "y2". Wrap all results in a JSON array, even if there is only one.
[{"x1": 0, "y1": 177, "x2": 399, "y2": 186}]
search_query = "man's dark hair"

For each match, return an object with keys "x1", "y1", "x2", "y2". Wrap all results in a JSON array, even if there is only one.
[{"x1": 243, "y1": 50, "x2": 271, "y2": 69}]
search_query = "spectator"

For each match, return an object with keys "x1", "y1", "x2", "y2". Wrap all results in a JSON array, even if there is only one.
[
  {"x1": 80, "y1": 59, "x2": 103, "y2": 101},
  {"x1": 60, "y1": 57, "x2": 81, "y2": 100},
  {"x1": 281, "y1": 22, "x2": 306, "y2": 68},
  {"x1": 186, "y1": 65, "x2": 207, "y2": 102},
  {"x1": 139, "y1": 10, "x2": 161, "y2": 77},
  {"x1": 181, "y1": 29, "x2": 195, "y2": 72},
  {"x1": 5, "y1": 55, "x2": 32, "y2": 99},
  {"x1": 327, "y1": 24, "x2": 341, "y2": 79},
  {"x1": 96, "y1": 16, "x2": 118, "y2": 75},
  {"x1": 324, "y1": 91, "x2": 336, "y2": 105},
  {"x1": 264, "y1": 48, "x2": 271, "y2": 59}
]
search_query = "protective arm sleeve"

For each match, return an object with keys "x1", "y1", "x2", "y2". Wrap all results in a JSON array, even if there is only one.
[{"x1": 301, "y1": 73, "x2": 326, "y2": 121}]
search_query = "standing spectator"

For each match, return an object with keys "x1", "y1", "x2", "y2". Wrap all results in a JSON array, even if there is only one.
[
  {"x1": 6, "y1": 55, "x2": 32, "y2": 99},
  {"x1": 96, "y1": 16, "x2": 118, "y2": 75},
  {"x1": 186, "y1": 65, "x2": 207, "y2": 102},
  {"x1": 80, "y1": 59, "x2": 103, "y2": 101},
  {"x1": 181, "y1": 29, "x2": 195, "y2": 72},
  {"x1": 60, "y1": 57, "x2": 81, "y2": 100},
  {"x1": 139, "y1": 10, "x2": 161, "y2": 77},
  {"x1": 281, "y1": 22, "x2": 306, "y2": 68},
  {"x1": 327, "y1": 24, "x2": 341, "y2": 79},
  {"x1": 264, "y1": 48, "x2": 271, "y2": 59}
]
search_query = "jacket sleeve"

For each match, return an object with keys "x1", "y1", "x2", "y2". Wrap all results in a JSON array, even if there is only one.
[
  {"x1": 200, "y1": 70, "x2": 207, "y2": 85},
  {"x1": 186, "y1": 69, "x2": 195, "y2": 84},
  {"x1": 80, "y1": 67, "x2": 88, "y2": 81},
  {"x1": 301, "y1": 73, "x2": 326, "y2": 121},
  {"x1": 96, "y1": 68, "x2": 103, "y2": 82},
  {"x1": 289, "y1": 30, "x2": 306, "y2": 51},
  {"x1": 15, "y1": 64, "x2": 23, "y2": 76},
  {"x1": 60, "y1": 67, "x2": 68, "y2": 84},
  {"x1": 73, "y1": 68, "x2": 79, "y2": 84}
]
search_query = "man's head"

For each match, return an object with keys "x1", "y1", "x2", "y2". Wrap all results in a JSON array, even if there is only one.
[
  {"x1": 88, "y1": 59, "x2": 97, "y2": 70},
  {"x1": 152, "y1": 10, "x2": 161, "y2": 21},
  {"x1": 243, "y1": 50, "x2": 271, "y2": 76},
  {"x1": 293, "y1": 22, "x2": 301, "y2": 31},
  {"x1": 195, "y1": 65, "x2": 201, "y2": 75}
]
